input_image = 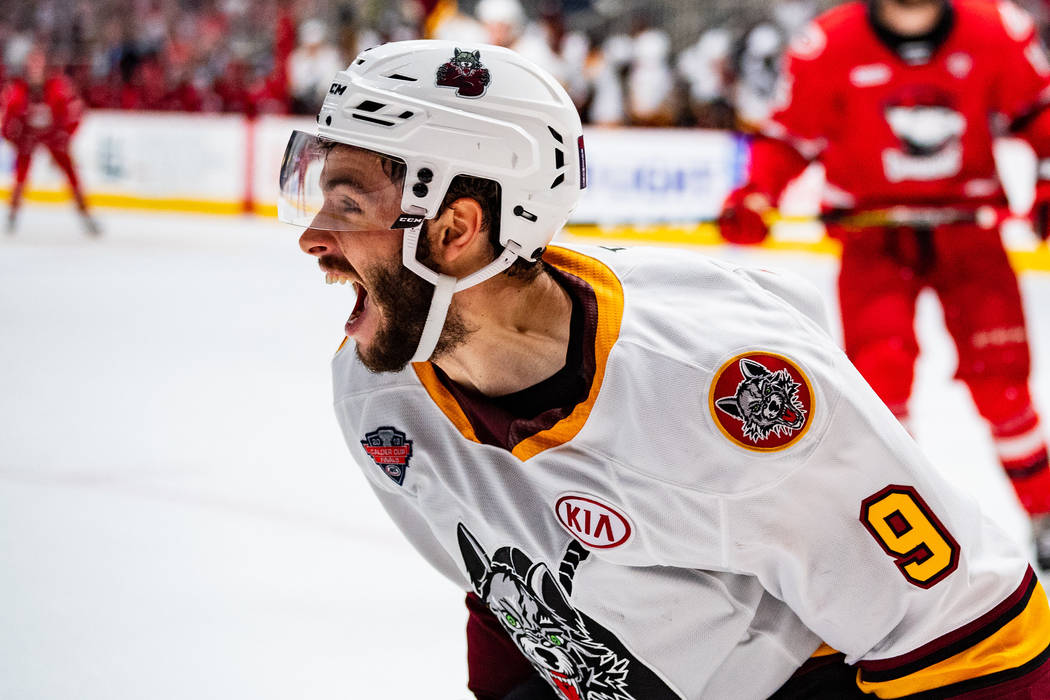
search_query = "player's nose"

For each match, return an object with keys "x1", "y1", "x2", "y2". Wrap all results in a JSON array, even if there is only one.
[{"x1": 298, "y1": 227, "x2": 335, "y2": 257}]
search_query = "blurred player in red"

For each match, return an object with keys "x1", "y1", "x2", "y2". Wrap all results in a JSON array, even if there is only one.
[
  {"x1": 1, "y1": 46, "x2": 99, "y2": 235},
  {"x1": 719, "y1": 0, "x2": 1050, "y2": 566}
]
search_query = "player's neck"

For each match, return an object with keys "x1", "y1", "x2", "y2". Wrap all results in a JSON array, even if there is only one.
[
  {"x1": 873, "y1": 0, "x2": 947, "y2": 37},
  {"x1": 431, "y1": 268, "x2": 573, "y2": 397}
]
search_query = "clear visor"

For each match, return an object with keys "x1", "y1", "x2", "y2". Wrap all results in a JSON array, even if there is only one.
[{"x1": 277, "y1": 130, "x2": 409, "y2": 232}]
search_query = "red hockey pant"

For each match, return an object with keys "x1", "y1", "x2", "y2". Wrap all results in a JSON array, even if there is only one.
[
  {"x1": 836, "y1": 224, "x2": 1050, "y2": 513},
  {"x1": 10, "y1": 140, "x2": 87, "y2": 212}
]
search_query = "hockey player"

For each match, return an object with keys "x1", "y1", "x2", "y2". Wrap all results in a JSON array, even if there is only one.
[
  {"x1": 1, "y1": 46, "x2": 99, "y2": 235},
  {"x1": 281, "y1": 40, "x2": 1050, "y2": 698},
  {"x1": 718, "y1": 0, "x2": 1050, "y2": 569}
]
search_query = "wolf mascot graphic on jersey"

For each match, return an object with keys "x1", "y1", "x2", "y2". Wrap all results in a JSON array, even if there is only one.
[
  {"x1": 457, "y1": 524, "x2": 680, "y2": 700},
  {"x1": 436, "y1": 48, "x2": 491, "y2": 98},
  {"x1": 715, "y1": 357, "x2": 807, "y2": 442}
]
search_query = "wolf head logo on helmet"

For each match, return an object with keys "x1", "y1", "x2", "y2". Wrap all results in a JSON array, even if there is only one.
[
  {"x1": 436, "y1": 48, "x2": 491, "y2": 98},
  {"x1": 456, "y1": 524, "x2": 679, "y2": 700}
]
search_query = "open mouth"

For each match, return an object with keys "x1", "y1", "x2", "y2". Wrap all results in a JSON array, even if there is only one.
[
  {"x1": 322, "y1": 267, "x2": 369, "y2": 336},
  {"x1": 547, "y1": 671, "x2": 581, "y2": 700},
  {"x1": 349, "y1": 281, "x2": 368, "y2": 324},
  {"x1": 781, "y1": 406, "x2": 798, "y2": 424}
]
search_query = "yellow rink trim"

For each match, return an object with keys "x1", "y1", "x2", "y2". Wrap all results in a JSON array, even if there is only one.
[
  {"x1": 562, "y1": 223, "x2": 1050, "y2": 274},
  {"x1": 1, "y1": 187, "x2": 246, "y2": 216},
  {"x1": 10, "y1": 190, "x2": 1050, "y2": 273}
]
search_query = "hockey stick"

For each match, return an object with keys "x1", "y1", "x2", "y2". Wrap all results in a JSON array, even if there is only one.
[{"x1": 783, "y1": 204, "x2": 1006, "y2": 230}]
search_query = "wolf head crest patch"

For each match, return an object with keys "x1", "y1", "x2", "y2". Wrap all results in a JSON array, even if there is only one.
[
  {"x1": 710, "y1": 352, "x2": 813, "y2": 451},
  {"x1": 361, "y1": 426, "x2": 413, "y2": 485},
  {"x1": 436, "y1": 48, "x2": 491, "y2": 98}
]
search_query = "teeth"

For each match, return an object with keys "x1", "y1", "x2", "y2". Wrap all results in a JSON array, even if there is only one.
[{"x1": 325, "y1": 272, "x2": 352, "y2": 285}]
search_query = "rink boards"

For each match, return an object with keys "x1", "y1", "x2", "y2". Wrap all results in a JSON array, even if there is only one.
[{"x1": 3, "y1": 110, "x2": 1048, "y2": 271}]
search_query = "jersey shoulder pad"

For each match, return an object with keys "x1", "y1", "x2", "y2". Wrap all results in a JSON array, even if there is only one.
[
  {"x1": 608, "y1": 251, "x2": 841, "y2": 492},
  {"x1": 787, "y1": 2, "x2": 864, "y2": 61}
]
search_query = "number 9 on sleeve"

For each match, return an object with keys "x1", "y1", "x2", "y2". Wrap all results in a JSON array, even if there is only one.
[{"x1": 860, "y1": 485, "x2": 961, "y2": 588}]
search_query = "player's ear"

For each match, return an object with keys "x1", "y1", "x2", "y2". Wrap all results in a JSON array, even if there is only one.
[{"x1": 431, "y1": 196, "x2": 485, "y2": 268}]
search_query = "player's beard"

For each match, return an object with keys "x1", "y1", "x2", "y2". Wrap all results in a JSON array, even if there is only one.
[{"x1": 355, "y1": 244, "x2": 471, "y2": 374}]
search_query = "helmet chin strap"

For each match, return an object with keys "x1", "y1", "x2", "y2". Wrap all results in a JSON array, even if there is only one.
[{"x1": 402, "y1": 224, "x2": 523, "y2": 363}]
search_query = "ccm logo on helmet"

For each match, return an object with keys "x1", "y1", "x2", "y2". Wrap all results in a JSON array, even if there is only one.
[
  {"x1": 554, "y1": 493, "x2": 633, "y2": 548},
  {"x1": 329, "y1": 83, "x2": 348, "y2": 96}
]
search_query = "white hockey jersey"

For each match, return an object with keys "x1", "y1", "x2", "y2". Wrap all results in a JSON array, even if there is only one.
[{"x1": 332, "y1": 244, "x2": 1050, "y2": 699}]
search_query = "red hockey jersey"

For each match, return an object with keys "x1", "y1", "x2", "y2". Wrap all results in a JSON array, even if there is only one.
[
  {"x1": 752, "y1": 0, "x2": 1050, "y2": 210},
  {"x1": 0, "y1": 75, "x2": 83, "y2": 147}
]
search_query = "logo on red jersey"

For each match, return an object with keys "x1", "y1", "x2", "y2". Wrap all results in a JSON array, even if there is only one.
[
  {"x1": 360, "y1": 426, "x2": 413, "y2": 485},
  {"x1": 710, "y1": 352, "x2": 813, "y2": 451},
  {"x1": 849, "y1": 63, "x2": 891, "y2": 87},
  {"x1": 946, "y1": 52, "x2": 973, "y2": 79},
  {"x1": 882, "y1": 85, "x2": 966, "y2": 182},
  {"x1": 554, "y1": 494, "x2": 632, "y2": 549}
]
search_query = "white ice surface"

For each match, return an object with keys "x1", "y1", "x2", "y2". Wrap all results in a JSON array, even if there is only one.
[{"x1": 1, "y1": 207, "x2": 1048, "y2": 699}]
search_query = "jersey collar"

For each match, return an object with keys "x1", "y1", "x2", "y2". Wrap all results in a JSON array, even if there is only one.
[
  {"x1": 412, "y1": 245, "x2": 625, "y2": 461},
  {"x1": 867, "y1": 0, "x2": 955, "y2": 65}
]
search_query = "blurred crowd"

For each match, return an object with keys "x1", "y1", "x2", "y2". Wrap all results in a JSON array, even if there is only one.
[{"x1": 1, "y1": 0, "x2": 1048, "y2": 128}]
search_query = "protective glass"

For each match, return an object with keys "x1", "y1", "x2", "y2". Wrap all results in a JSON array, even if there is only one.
[{"x1": 277, "y1": 130, "x2": 409, "y2": 232}]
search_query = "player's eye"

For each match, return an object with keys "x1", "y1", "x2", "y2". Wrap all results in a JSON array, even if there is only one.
[
  {"x1": 504, "y1": 613, "x2": 520, "y2": 629},
  {"x1": 548, "y1": 634, "x2": 563, "y2": 646},
  {"x1": 337, "y1": 197, "x2": 363, "y2": 215}
]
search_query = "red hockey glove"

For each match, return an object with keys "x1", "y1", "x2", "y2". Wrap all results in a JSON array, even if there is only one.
[{"x1": 718, "y1": 184, "x2": 772, "y2": 245}]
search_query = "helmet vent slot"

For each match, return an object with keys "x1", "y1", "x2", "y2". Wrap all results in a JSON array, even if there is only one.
[
  {"x1": 357, "y1": 100, "x2": 385, "y2": 112},
  {"x1": 547, "y1": 126, "x2": 564, "y2": 143},
  {"x1": 398, "y1": 110, "x2": 414, "y2": 119},
  {"x1": 550, "y1": 173, "x2": 565, "y2": 189},
  {"x1": 352, "y1": 113, "x2": 396, "y2": 127},
  {"x1": 386, "y1": 73, "x2": 418, "y2": 82},
  {"x1": 554, "y1": 149, "x2": 564, "y2": 169}
]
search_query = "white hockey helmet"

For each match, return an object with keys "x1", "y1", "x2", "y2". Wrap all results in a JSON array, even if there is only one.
[{"x1": 279, "y1": 39, "x2": 586, "y2": 362}]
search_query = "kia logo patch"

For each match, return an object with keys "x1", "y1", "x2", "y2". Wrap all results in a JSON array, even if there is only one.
[{"x1": 554, "y1": 493, "x2": 632, "y2": 549}]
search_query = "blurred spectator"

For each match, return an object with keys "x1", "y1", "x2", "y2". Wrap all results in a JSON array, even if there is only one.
[
  {"x1": 731, "y1": 22, "x2": 784, "y2": 130},
  {"x1": 626, "y1": 27, "x2": 676, "y2": 126},
  {"x1": 476, "y1": 0, "x2": 566, "y2": 85},
  {"x1": 587, "y1": 32, "x2": 631, "y2": 126},
  {"x1": 427, "y1": 0, "x2": 489, "y2": 44},
  {"x1": 677, "y1": 27, "x2": 735, "y2": 128},
  {"x1": 560, "y1": 29, "x2": 591, "y2": 110},
  {"x1": 286, "y1": 17, "x2": 342, "y2": 114}
]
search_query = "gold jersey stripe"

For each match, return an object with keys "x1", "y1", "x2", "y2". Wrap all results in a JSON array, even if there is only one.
[
  {"x1": 811, "y1": 642, "x2": 840, "y2": 658},
  {"x1": 857, "y1": 580, "x2": 1050, "y2": 698},
  {"x1": 509, "y1": 247, "x2": 624, "y2": 461},
  {"x1": 411, "y1": 246, "x2": 625, "y2": 460}
]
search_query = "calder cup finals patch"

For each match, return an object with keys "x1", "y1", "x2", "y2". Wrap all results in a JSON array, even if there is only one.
[
  {"x1": 361, "y1": 426, "x2": 413, "y2": 485},
  {"x1": 710, "y1": 352, "x2": 813, "y2": 452}
]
